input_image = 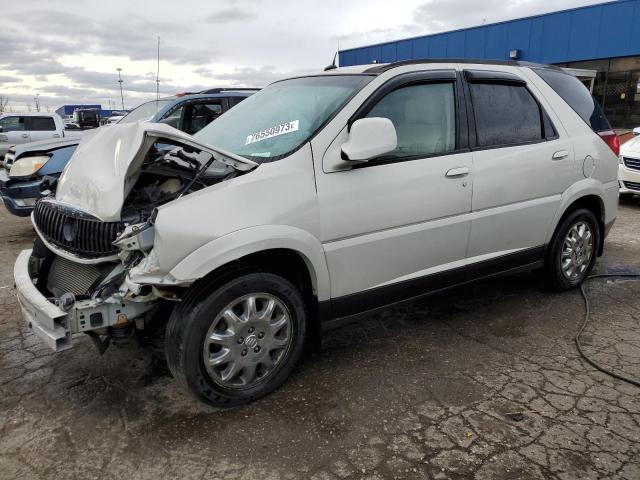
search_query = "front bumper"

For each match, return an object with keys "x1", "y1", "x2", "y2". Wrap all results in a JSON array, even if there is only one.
[
  {"x1": 0, "y1": 169, "x2": 40, "y2": 216},
  {"x1": 14, "y1": 249, "x2": 157, "y2": 352},
  {"x1": 618, "y1": 164, "x2": 640, "y2": 194}
]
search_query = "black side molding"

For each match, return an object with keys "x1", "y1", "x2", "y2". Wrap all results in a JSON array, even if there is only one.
[{"x1": 321, "y1": 245, "x2": 545, "y2": 327}]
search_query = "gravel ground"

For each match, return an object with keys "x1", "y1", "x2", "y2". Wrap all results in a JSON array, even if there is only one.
[{"x1": 1, "y1": 199, "x2": 639, "y2": 480}]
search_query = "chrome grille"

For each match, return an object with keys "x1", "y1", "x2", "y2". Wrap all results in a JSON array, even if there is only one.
[
  {"x1": 624, "y1": 181, "x2": 640, "y2": 191},
  {"x1": 46, "y1": 256, "x2": 103, "y2": 297},
  {"x1": 34, "y1": 199, "x2": 124, "y2": 258},
  {"x1": 623, "y1": 156, "x2": 640, "y2": 171}
]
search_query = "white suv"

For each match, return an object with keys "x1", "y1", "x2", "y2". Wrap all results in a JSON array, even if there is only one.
[{"x1": 14, "y1": 61, "x2": 619, "y2": 406}]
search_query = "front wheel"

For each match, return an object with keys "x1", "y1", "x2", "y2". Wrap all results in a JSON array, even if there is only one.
[
  {"x1": 543, "y1": 208, "x2": 600, "y2": 290},
  {"x1": 165, "y1": 273, "x2": 307, "y2": 407}
]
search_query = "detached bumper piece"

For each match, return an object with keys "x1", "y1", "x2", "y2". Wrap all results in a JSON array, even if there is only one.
[{"x1": 14, "y1": 250, "x2": 72, "y2": 351}]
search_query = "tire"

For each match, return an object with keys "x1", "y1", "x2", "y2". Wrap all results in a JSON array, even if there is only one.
[
  {"x1": 543, "y1": 208, "x2": 600, "y2": 291},
  {"x1": 165, "y1": 272, "x2": 307, "y2": 407}
]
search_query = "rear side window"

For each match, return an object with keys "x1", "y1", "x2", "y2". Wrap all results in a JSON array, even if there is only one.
[
  {"x1": 470, "y1": 83, "x2": 549, "y2": 148},
  {"x1": 26, "y1": 116, "x2": 56, "y2": 131},
  {"x1": 366, "y1": 82, "x2": 456, "y2": 159},
  {"x1": 533, "y1": 68, "x2": 610, "y2": 132}
]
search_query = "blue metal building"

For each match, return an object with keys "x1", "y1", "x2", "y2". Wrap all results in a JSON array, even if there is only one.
[
  {"x1": 339, "y1": 0, "x2": 640, "y2": 128},
  {"x1": 54, "y1": 105, "x2": 122, "y2": 120}
]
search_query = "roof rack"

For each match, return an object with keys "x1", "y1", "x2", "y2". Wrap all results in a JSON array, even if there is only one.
[
  {"x1": 362, "y1": 58, "x2": 563, "y2": 74},
  {"x1": 198, "y1": 87, "x2": 261, "y2": 94}
]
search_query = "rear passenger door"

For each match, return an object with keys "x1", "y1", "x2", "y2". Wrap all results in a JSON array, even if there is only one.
[
  {"x1": 464, "y1": 69, "x2": 575, "y2": 261},
  {"x1": 25, "y1": 116, "x2": 59, "y2": 141}
]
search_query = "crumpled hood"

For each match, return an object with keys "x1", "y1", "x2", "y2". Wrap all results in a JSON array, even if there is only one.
[{"x1": 55, "y1": 122, "x2": 257, "y2": 222}]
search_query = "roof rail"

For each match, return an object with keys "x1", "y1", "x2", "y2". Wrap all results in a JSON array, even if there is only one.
[{"x1": 362, "y1": 58, "x2": 563, "y2": 74}]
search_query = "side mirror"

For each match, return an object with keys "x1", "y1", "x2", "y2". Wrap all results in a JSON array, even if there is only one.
[
  {"x1": 341, "y1": 117, "x2": 397, "y2": 162},
  {"x1": 633, "y1": 127, "x2": 640, "y2": 136}
]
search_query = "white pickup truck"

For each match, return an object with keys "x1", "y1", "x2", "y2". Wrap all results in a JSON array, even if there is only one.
[{"x1": 0, "y1": 112, "x2": 83, "y2": 157}]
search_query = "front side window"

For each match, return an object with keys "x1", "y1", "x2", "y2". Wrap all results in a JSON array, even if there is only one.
[
  {"x1": 26, "y1": 116, "x2": 56, "y2": 131},
  {"x1": 470, "y1": 83, "x2": 545, "y2": 148},
  {"x1": 159, "y1": 105, "x2": 184, "y2": 130},
  {"x1": 194, "y1": 75, "x2": 373, "y2": 162},
  {"x1": 0, "y1": 116, "x2": 24, "y2": 132},
  {"x1": 365, "y1": 82, "x2": 456, "y2": 159}
]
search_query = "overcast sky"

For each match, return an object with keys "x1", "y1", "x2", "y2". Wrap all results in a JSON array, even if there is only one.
[{"x1": 0, "y1": 0, "x2": 605, "y2": 112}]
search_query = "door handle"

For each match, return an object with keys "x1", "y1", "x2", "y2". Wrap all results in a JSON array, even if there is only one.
[
  {"x1": 21, "y1": 133, "x2": 29, "y2": 138},
  {"x1": 53, "y1": 134, "x2": 60, "y2": 138},
  {"x1": 445, "y1": 167, "x2": 470, "y2": 178},
  {"x1": 552, "y1": 150, "x2": 569, "y2": 160}
]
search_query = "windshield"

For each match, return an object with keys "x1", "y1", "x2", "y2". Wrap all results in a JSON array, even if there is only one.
[
  {"x1": 194, "y1": 75, "x2": 372, "y2": 161},
  {"x1": 118, "y1": 99, "x2": 174, "y2": 124}
]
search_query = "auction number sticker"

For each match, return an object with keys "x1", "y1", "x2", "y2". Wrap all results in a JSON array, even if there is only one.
[{"x1": 245, "y1": 120, "x2": 299, "y2": 145}]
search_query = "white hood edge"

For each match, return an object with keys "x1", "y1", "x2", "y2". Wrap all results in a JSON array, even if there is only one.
[
  {"x1": 55, "y1": 122, "x2": 257, "y2": 222},
  {"x1": 621, "y1": 135, "x2": 640, "y2": 157}
]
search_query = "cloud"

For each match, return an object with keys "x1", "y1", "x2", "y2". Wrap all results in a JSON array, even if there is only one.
[
  {"x1": 206, "y1": 7, "x2": 257, "y2": 23},
  {"x1": 0, "y1": 75, "x2": 21, "y2": 84},
  {"x1": 201, "y1": 66, "x2": 317, "y2": 87}
]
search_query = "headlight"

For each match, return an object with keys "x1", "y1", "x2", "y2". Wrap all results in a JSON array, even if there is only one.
[{"x1": 9, "y1": 155, "x2": 50, "y2": 177}]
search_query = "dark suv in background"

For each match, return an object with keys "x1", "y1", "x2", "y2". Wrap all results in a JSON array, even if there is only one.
[{"x1": 0, "y1": 88, "x2": 259, "y2": 217}]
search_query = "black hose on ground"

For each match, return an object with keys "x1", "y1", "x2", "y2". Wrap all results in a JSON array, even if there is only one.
[{"x1": 577, "y1": 273, "x2": 640, "y2": 388}]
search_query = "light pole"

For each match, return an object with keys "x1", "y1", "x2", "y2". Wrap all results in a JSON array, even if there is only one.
[{"x1": 117, "y1": 68, "x2": 125, "y2": 110}]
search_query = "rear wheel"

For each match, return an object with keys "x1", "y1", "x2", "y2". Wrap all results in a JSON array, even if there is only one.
[
  {"x1": 544, "y1": 208, "x2": 599, "y2": 290},
  {"x1": 165, "y1": 272, "x2": 307, "y2": 407}
]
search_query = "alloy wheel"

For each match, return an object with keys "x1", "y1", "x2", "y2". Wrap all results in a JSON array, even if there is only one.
[
  {"x1": 203, "y1": 293, "x2": 292, "y2": 389},
  {"x1": 561, "y1": 221, "x2": 594, "y2": 281}
]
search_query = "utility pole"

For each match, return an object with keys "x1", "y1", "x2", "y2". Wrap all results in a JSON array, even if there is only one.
[
  {"x1": 156, "y1": 36, "x2": 161, "y2": 101},
  {"x1": 34, "y1": 93, "x2": 40, "y2": 112},
  {"x1": 117, "y1": 68, "x2": 125, "y2": 110}
]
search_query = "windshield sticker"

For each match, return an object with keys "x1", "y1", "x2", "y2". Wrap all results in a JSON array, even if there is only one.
[{"x1": 245, "y1": 120, "x2": 299, "y2": 145}]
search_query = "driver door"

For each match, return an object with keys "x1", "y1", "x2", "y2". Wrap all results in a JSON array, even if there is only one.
[{"x1": 315, "y1": 72, "x2": 473, "y2": 316}]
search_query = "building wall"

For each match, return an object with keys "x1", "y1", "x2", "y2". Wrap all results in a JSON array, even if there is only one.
[
  {"x1": 339, "y1": 0, "x2": 640, "y2": 67},
  {"x1": 339, "y1": 1, "x2": 640, "y2": 129}
]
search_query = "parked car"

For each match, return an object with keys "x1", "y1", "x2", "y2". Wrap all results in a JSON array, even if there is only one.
[
  {"x1": 14, "y1": 61, "x2": 618, "y2": 407},
  {"x1": 0, "y1": 90, "x2": 257, "y2": 217},
  {"x1": 0, "y1": 112, "x2": 81, "y2": 157},
  {"x1": 72, "y1": 108, "x2": 100, "y2": 129},
  {"x1": 619, "y1": 133, "x2": 640, "y2": 196}
]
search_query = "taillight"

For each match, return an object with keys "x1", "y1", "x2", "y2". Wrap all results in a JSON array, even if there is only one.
[{"x1": 597, "y1": 130, "x2": 620, "y2": 156}]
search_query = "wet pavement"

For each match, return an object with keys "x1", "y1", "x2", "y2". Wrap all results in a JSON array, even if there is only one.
[{"x1": 1, "y1": 200, "x2": 640, "y2": 480}]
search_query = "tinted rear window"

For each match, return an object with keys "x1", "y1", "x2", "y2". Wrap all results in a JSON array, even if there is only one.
[
  {"x1": 26, "y1": 116, "x2": 56, "y2": 131},
  {"x1": 470, "y1": 83, "x2": 545, "y2": 148},
  {"x1": 533, "y1": 68, "x2": 610, "y2": 132}
]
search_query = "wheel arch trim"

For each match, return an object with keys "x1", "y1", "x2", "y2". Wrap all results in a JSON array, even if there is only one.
[
  {"x1": 168, "y1": 225, "x2": 331, "y2": 301},
  {"x1": 546, "y1": 180, "x2": 611, "y2": 252}
]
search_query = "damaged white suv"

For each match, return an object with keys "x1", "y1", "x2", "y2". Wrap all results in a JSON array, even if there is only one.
[{"x1": 15, "y1": 60, "x2": 619, "y2": 406}]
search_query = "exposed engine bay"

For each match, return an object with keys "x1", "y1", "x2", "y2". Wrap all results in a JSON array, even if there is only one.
[
  {"x1": 120, "y1": 143, "x2": 238, "y2": 224},
  {"x1": 25, "y1": 123, "x2": 258, "y2": 352}
]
